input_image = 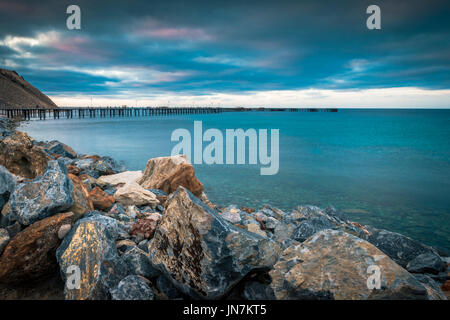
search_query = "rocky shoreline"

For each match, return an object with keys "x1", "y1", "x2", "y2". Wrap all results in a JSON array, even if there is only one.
[{"x1": 0, "y1": 117, "x2": 449, "y2": 300}]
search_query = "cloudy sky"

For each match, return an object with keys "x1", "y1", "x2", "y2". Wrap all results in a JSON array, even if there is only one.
[{"x1": 0, "y1": 0, "x2": 449, "y2": 107}]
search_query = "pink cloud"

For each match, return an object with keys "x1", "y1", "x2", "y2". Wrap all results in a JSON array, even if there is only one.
[
  {"x1": 131, "y1": 18, "x2": 213, "y2": 41},
  {"x1": 0, "y1": 1, "x2": 32, "y2": 13},
  {"x1": 44, "y1": 34, "x2": 111, "y2": 62}
]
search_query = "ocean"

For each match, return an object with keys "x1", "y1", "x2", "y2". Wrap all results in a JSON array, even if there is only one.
[{"x1": 19, "y1": 109, "x2": 450, "y2": 251}]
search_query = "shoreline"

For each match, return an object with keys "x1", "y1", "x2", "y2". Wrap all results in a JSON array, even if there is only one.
[{"x1": 0, "y1": 118, "x2": 449, "y2": 300}]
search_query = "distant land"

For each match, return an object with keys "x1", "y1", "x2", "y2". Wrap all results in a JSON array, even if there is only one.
[{"x1": 0, "y1": 68, "x2": 57, "y2": 109}]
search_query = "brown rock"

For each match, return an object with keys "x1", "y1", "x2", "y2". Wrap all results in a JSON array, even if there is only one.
[
  {"x1": 67, "y1": 165, "x2": 81, "y2": 175},
  {"x1": 0, "y1": 131, "x2": 50, "y2": 179},
  {"x1": 138, "y1": 155, "x2": 203, "y2": 196},
  {"x1": 68, "y1": 173, "x2": 93, "y2": 217},
  {"x1": 130, "y1": 213, "x2": 161, "y2": 239},
  {"x1": 442, "y1": 280, "x2": 450, "y2": 292},
  {"x1": 241, "y1": 206, "x2": 255, "y2": 214},
  {"x1": 82, "y1": 155, "x2": 101, "y2": 162},
  {"x1": 270, "y1": 229, "x2": 432, "y2": 300},
  {"x1": 89, "y1": 186, "x2": 115, "y2": 211},
  {"x1": 149, "y1": 187, "x2": 281, "y2": 299},
  {"x1": 0, "y1": 212, "x2": 76, "y2": 283},
  {"x1": 160, "y1": 163, "x2": 203, "y2": 196}
]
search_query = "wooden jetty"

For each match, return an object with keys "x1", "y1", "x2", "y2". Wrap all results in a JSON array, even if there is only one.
[{"x1": 0, "y1": 107, "x2": 338, "y2": 120}]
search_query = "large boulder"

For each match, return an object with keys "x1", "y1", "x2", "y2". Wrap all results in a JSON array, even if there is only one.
[
  {"x1": 72, "y1": 156, "x2": 125, "y2": 178},
  {"x1": 9, "y1": 159, "x2": 74, "y2": 226},
  {"x1": 44, "y1": 140, "x2": 77, "y2": 159},
  {"x1": 114, "y1": 182, "x2": 159, "y2": 207},
  {"x1": 0, "y1": 165, "x2": 16, "y2": 212},
  {"x1": 0, "y1": 131, "x2": 51, "y2": 179},
  {"x1": 138, "y1": 155, "x2": 203, "y2": 196},
  {"x1": 0, "y1": 212, "x2": 76, "y2": 283},
  {"x1": 67, "y1": 173, "x2": 93, "y2": 218},
  {"x1": 406, "y1": 253, "x2": 446, "y2": 275},
  {"x1": 269, "y1": 229, "x2": 432, "y2": 300},
  {"x1": 98, "y1": 171, "x2": 143, "y2": 187},
  {"x1": 92, "y1": 156, "x2": 125, "y2": 176},
  {"x1": 56, "y1": 213, "x2": 130, "y2": 300},
  {"x1": 149, "y1": 187, "x2": 282, "y2": 299},
  {"x1": 110, "y1": 275, "x2": 154, "y2": 300},
  {"x1": 361, "y1": 226, "x2": 442, "y2": 268}
]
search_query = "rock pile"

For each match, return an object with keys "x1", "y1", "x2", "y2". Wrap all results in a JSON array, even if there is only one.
[{"x1": 0, "y1": 122, "x2": 448, "y2": 300}]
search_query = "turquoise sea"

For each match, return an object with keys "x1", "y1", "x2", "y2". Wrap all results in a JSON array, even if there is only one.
[{"x1": 19, "y1": 109, "x2": 450, "y2": 251}]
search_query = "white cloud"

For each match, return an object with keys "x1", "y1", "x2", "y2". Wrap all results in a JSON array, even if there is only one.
[
  {"x1": 50, "y1": 87, "x2": 450, "y2": 108},
  {"x1": 0, "y1": 31, "x2": 60, "y2": 58},
  {"x1": 40, "y1": 65, "x2": 190, "y2": 86}
]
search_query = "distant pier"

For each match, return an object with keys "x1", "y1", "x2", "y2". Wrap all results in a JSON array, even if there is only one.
[{"x1": 0, "y1": 107, "x2": 338, "y2": 120}]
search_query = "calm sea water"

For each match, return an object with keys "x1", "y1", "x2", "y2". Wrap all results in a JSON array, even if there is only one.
[{"x1": 19, "y1": 109, "x2": 450, "y2": 251}]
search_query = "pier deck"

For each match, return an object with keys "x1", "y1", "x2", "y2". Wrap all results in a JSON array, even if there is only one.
[{"x1": 0, "y1": 107, "x2": 337, "y2": 120}]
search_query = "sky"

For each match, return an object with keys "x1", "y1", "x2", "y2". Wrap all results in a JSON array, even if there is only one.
[{"x1": 0, "y1": 0, "x2": 449, "y2": 107}]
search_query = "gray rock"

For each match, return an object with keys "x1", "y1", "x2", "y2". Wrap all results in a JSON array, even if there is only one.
[
  {"x1": 219, "y1": 205, "x2": 242, "y2": 224},
  {"x1": 110, "y1": 275, "x2": 154, "y2": 300},
  {"x1": 93, "y1": 156, "x2": 125, "y2": 176},
  {"x1": 0, "y1": 118, "x2": 13, "y2": 138},
  {"x1": 414, "y1": 274, "x2": 447, "y2": 300},
  {"x1": 424, "y1": 272, "x2": 449, "y2": 283},
  {"x1": 265, "y1": 216, "x2": 280, "y2": 231},
  {"x1": 108, "y1": 203, "x2": 126, "y2": 217},
  {"x1": 259, "y1": 206, "x2": 285, "y2": 221},
  {"x1": 156, "y1": 275, "x2": 182, "y2": 299},
  {"x1": 73, "y1": 158, "x2": 94, "y2": 171},
  {"x1": 361, "y1": 226, "x2": 440, "y2": 268},
  {"x1": 10, "y1": 159, "x2": 73, "y2": 225},
  {"x1": 273, "y1": 220, "x2": 296, "y2": 244},
  {"x1": 0, "y1": 228, "x2": 10, "y2": 255},
  {"x1": 45, "y1": 140, "x2": 77, "y2": 159},
  {"x1": 103, "y1": 186, "x2": 116, "y2": 196},
  {"x1": 147, "y1": 189, "x2": 168, "y2": 197},
  {"x1": 292, "y1": 216, "x2": 337, "y2": 242},
  {"x1": 122, "y1": 247, "x2": 160, "y2": 279},
  {"x1": 242, "y1": 281, "x2": 276, "y2": 300},
  {"x1": 57, "y1": 157, "x2": 74, "y2": 167},
  {"x1": 324, "y1": 205, "x2": 348, "y2": 221},
  {"x1": 270, "y1": 229, "x2": 432, "y2": 300},
  {"x1": 56, "y1": 213, "x2": 130, "y2": 300},
  {"x1": 149, "y1": 187, "x2": 282, "y2": 299},
  {"x1": 0, "y1": 165, "x2": 16, "y2": 212},
  {"x1": 57, "y1": 224, "x2": 72, "y2": 239},
  {"x1": 407, "y1": 253, "x2": 446, "y2": 275}
]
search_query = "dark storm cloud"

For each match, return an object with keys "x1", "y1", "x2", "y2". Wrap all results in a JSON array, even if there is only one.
[{"x1": 0, "y1": 0, "x2": 449, "y2": 96}]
